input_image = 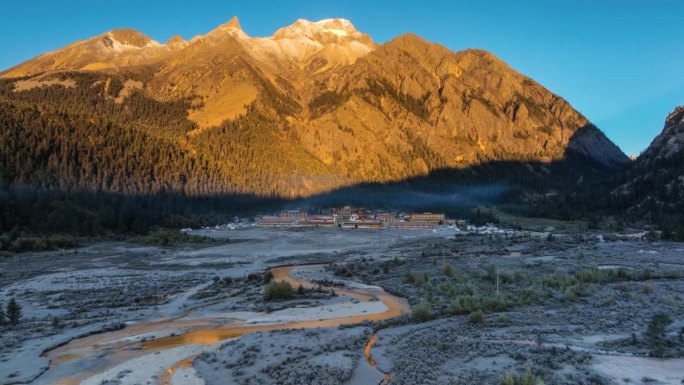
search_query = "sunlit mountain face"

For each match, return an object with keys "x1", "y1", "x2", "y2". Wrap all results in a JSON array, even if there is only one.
[{"x1": 0, "y1": 17, "x2": 626, "y2": 198}]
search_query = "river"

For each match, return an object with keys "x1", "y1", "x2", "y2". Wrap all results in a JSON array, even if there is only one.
[{"x1": 37, "y1": 264, "x2": 410, "y2": 385}]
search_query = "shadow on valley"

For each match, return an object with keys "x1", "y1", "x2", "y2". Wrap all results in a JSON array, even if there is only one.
[
  {"x1": 290, "y1": 136, "x2": 621, "y2": 213},
  {"x1": 0, "y1": 138, "x2": 624, "y2": 250},
  {"x1": 0, "y1": 73, "x2": 642, "y2": 244}
]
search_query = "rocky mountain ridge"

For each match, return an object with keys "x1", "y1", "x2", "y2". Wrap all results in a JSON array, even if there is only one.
[{"x1": 0, "y1": 17, "x2": 629, "y2": 198}]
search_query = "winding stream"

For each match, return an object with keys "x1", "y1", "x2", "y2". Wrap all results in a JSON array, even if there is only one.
[
  {"x1": 364, "y1": 334, "x2": 391, "y2": 385},
  {"x1": 38, "y1": 264, "x2": 410, "y2": 385},
  {"x1": 29, "y1": 263, "x2": 684, "y2": 385}
]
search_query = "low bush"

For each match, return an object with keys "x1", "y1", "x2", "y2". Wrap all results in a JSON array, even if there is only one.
[
  {"x1": 500, "y1": 368, "x2": 544, "y2": 385},
  {"x1": 644, "y1": 312, "x2": 672, "y2": 357},
  {"x1": 468, "y1": 310, "x2": 485, "y2": 324},
  {"x1": 264, "y1": 281, "x2": 294, "y2": 301},
  {"x1": 413, "y1": 272, "x2": 429, "y2": 287},
  {"x1": 412, "y1": 302, "x2": 432, "y2": 322}
]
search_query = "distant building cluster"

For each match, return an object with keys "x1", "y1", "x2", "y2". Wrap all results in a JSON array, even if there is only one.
[
  {"x1": 257, "y1": 206, "x2": 459, "y2": 230},
  {"x1": 193, "y1": 206, "x2": 511, "y2": 235}
]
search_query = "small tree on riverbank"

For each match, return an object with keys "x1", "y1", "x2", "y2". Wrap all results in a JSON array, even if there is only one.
[{"x1": 7, "y1": 298, "x2": 21, "y2": 326}]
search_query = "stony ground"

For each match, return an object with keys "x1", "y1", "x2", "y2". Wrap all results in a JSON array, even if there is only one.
[
  {"x1": 195, "y1": 327, "x2": 371, "y2": 385},
  {"x1": 327, "y1": 232, "x2": 684, "y2": 384},
  {"x1": 0, "y1": 227, "x2": 683, "y2": 385}
]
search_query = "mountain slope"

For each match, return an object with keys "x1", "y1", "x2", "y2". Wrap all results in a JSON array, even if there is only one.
[
  {"x1": 0, "y1": 18, "x2": 628, "y2": 198},
  {"x1": 301, "y1": 33, "x2": 627, "y2": 182},
  {"x1": 617, "y1": 105, "x2": 684, "y2": 236},
  {"x1": 637, "y1": 106, "x2": 684, "y2": 167},
  {"x1": 529, "y1": 105, "x2": 684, "y2": 236},
  {"x1": 0, "y1": 29, "x2": 187, "y2": 77}
]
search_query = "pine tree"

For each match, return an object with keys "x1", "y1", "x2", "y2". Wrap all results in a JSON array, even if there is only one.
[{"x1": 7, "y1": 298, "x2": 21, "y2": 326}]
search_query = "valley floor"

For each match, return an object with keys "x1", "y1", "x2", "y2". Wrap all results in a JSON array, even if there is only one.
[{"x1": 0, "y1": 227, "x2": 682, "y2": 385}]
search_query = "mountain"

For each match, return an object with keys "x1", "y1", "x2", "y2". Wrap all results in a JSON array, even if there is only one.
[
  {"x1": 529, "y1": 104, "x2": 684, "y2": 237},
  {"x1": 1, "y1": 29, "x2": 187, "y2": 77},
  {"x1": 0, "y1": 17, "x2": 628, "y2": 199},
  {"x1": 616, "y1": 105, "x2": 684, "y2": 236},
  {"x1": 635, "y1": 106, "x2": 684, "y2": 169}
]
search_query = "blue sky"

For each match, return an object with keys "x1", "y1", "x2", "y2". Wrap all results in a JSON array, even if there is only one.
[{"x1": 2, "y1": 0, "x2": 682, "y2": 156}]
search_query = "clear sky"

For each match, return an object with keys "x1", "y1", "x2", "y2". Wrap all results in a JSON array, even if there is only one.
[{"x1": 2, "y1": 0, "x2": 682, "y2": 156}]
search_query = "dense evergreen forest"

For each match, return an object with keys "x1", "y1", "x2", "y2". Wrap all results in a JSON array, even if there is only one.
[
  {"x1": 0, "y1": 187, "x2": 282, "y2": 235},
  {"x1": 0, "y1": 72, "x2": 294, "y2": 242},
  {"x1": 0, "y1": 72, "x2": 318, "y2": 196},
  {"x1": 522, "y1": 151, "x2": 684, "y2": 240}
]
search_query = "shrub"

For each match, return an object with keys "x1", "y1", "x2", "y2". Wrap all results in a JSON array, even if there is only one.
[
  {"x1": 644, "y1": 312, "x2": 672, "y2": 357},
  {"x1": 564, "y1": 287, "x2": 577, "y2": 302},
  {"x1": 412, "y1": 302, "x2": 432, "y2": 322},
  {"x1": 485, "y1": 264, "x2": 497, "y2": 282},
  {"x1": 640, "y1": 269, "x2": 653, "y2": 280},
  {"x1": 413, "y1": 272, "x2": 429, "y2": 287},
  {"x1": 450, "y1": 295, "x2": 479, "y2": 315},
  {"x1": 469, "y1": 310, "x2": 485, "y2": 324},
  {"x1": 264, "y1": 281, "x2": 294, "y2": 301},
  {"x1": 442, "y1": 264, "x2": 454, "y2": 277},
  {"x1": 500, "y1": 368, "x2": 544, "y2": 385}
]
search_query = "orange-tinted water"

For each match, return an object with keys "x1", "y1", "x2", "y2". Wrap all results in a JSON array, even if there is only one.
[
  {"x1": 43, "y1": 264, "x2": 410, "y2": 385},
  {"x1": 364, "y1": 334, "x2": 391, "y2": 385}
]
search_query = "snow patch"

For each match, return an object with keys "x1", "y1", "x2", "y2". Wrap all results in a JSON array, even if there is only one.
[{"x1": 323, "y1": 28, "x2": 348, "y2": 37}]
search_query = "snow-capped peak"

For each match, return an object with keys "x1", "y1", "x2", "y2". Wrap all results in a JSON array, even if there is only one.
[
  {"x1": 272, "y1": 18, "x2": 369, "y2": 45},
  {"x1": 314, "y1": 18, "x2": 355, "y2": 36}
]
